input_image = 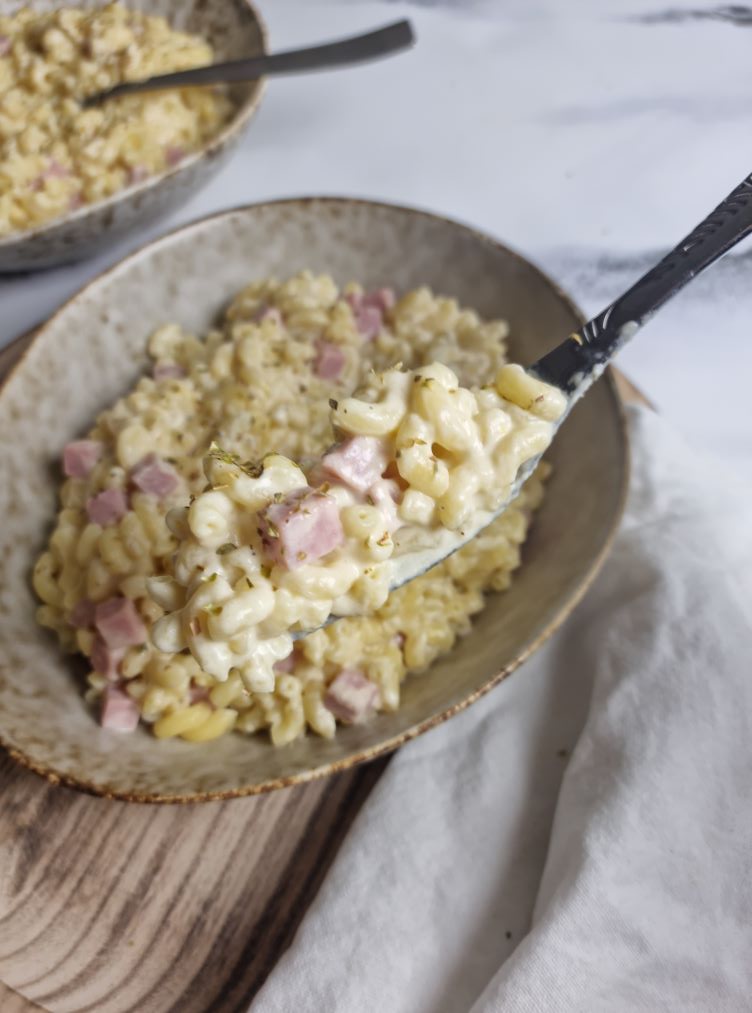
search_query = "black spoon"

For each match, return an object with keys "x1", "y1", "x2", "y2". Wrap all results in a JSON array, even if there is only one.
[
  {"x1": 83, "y1": 20, "x2": 415, "y2": 106},
  {"x1": 376, "y1": 169, "x2": 752, "y2": 596}
]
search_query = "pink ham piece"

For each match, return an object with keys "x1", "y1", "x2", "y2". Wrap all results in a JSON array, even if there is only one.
[
  {"x1": 364, "y1": 287, "x2": 396, "y2": 313},
  {"x1": 31, "y1": 159, "x2": 69, "y2": 191},
  {"x1": 130, "y1": 454, "x2": 179, "y2": 498},
  {"x1": 86, "y1": 487, "x2": 128, "y2": 526},
  {"x1": 260, "y1": 487, "x2": 344, "y2": 571},
  {"x1": 165, "y1": 145, "x2": 185, "y2": 166},
  {"x1": 153, "y1": 361, "x2": 186, "y2": 381},
  {"x1": 322, "y1": 436, "x2": 388, "y2": 494},
  {"x1": 100, "y1": 685, "x2": 139, "y2": 733},
  {"x1": 127, "y1": 164, "x2": 149, "y2": 185},
  {"x1": 253, "y1": 305, "x2": 282, "y2": 325},
  {"x1": 63, "y1": 439, "x2": 102, "y2": 479},
  {"x1": 345, "y1": 288, "x2": 395, "y2": 340},
  {"x1": 70, "y1": 597, "x2": 96, "y2": 629},
  {"x1": 273, "y1": 649, "x2": 299, "y2": 675},
  {"x1": 354, "y1": 305, "x2": 383, "y2": 341},
  {"x1": 324, "y1": 668, "x2": 380, "y2": 724},
  {"x1": 313, "y1": 339, "x2": 345, "y2": 380},
  {"x1": 44, "y1": 159, "x2": 68, "y2": 179},
  {"x1": 368, "y1": 478, "x2": 402, "y2": 533},
  {"x1": 189, "y1": 684, "x2": 210, "y2": 704},
  {"x1": 91, "y1": 636, "x2": 126, "y2": 681},
  {"x1": 0, "y1": 35, "x2": 10, "y2": 57},
  {"x1": 31, "y1": 160, "x2": 68, "y2": 191},
  {"x1": 95, "y1": 597, "x2": 147, "y2": 649},
  {"x1": 345, "y1": 287, "x2": 395, "y2": 313}
]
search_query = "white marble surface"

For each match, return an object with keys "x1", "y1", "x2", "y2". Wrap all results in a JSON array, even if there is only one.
[{"x1": 3, "y1": 0, "x2": 752, "y2": 464}]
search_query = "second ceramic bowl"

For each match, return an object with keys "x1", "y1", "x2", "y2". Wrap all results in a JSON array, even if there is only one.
[{"x1": 0, "y1": 0, "x2": 267, "y2": 272}]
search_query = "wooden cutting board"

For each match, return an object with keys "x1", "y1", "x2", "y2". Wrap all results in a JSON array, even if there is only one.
[{"x1": 0, "y1": 328, "x2": 647, "y2": 1012}]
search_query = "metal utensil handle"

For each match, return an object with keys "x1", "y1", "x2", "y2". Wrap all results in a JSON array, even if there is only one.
[
  {"x1": 534, "y1": 171, "x2": 752, "y2": 391},
  {"x1": 89, "y1": 20, "x2": 414, "y2": 103}
]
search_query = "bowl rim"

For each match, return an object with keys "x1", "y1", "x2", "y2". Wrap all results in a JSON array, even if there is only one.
[
  {"x1": 0, "y1": 0, "x2": 268, "y2": 250},
  {"x1": 0, "y1": 195, "x2": 630, "y2": 803}
]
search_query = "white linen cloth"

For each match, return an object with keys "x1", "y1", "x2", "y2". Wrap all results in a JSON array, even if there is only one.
[{"x1": 253, "y1": 405, "x2": 752, "y2": 1012}]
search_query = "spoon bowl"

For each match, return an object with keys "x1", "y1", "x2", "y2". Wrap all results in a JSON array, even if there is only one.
[{"x1": 368, "y1": 167, "x2": 752, "y2": 602}]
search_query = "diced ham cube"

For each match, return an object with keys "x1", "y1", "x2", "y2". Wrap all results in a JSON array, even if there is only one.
[
  {"x1": 91, "y1": 636, "x2": 126, "y2": 680},
  {"x1": 165, "y1": 145, "x2": 185, "y2": 166},
  {"x1": 86, "y1": 487, "x2": 128, "y2": 526},
  {"x1": 31, "y1": 160, "x2": 69, "y2": 191},
  {"x1": 322, "y1": 436, "x2": 388, "y2": 493},
  {"x1": 260, "y1": 487, "x2": 344, "y2": 571},
  {"x1": 70, "y1": 597, "x2": 96, "y2": 629},
  {"x1": 253, "y1": 305, "x2": 282, "y2": 325},
  {"x1": 130, "y1": 454, "x2": 179, "y2": 498},
  {"x1": 345, "y1": 288, "x2": 395, "y2": 311},
  {"x1": 363, "y1": 287, "x2": 396, "y2": 313},
  {"x1": 100, "y1": 685, "x2": 140, "y2": 733},
  {"x1": 345, "y1": 288, "x2": 394, "y2": 339},
  {"x1": 63, "y1": 439, "x2": 102, "y2": 479},
  {"x1": 368, "y1": 478, "x2": 402, "y2": 533},
  {"x1": 189, "y1": 684, "x2": 210, "y2": 704},
  {"x1": 153, "y1": 361, "x2": 186, "y2": 381},
  {"x1": 0, "y1": 35, "x2": 10, "y2": 57},
  {"x1": 127, "y1": 164, "x2": 149, "y2": 185},
  {"x1": 354, "y1": 305, "x2": 383, "y2": 341},
  {"x1": 45, "y1": 159, "x2": 68, "y2": 179},
  {"x1": 95, "y1": 597, "x2": 147, "y2": 649},
  {"x1": 313, "y1": 340, "x2": 345, "y2": 380},
  {"x1": 324, "y1": 668, "x2": 381, "y2": 724},
  {"x1": 273, "y1": 649, "x2": 299, "y2": 674}
]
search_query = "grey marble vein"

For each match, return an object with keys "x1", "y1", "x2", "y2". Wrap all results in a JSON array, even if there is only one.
[
  {"x1": 629, "y1": 4, "x2": 752, "y2": 25},
  {"x1": 538, "y1": 95, "x2": 752, "y2": 126},
  {"x1": 538, "y1": 245, "x2": 752, "y2": 306}
]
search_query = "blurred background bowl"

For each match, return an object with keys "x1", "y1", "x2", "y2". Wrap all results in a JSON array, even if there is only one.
[
  {"x1": 0, "y1": 197, "x2": 628, "y2": 801},
  {"x1": 0, "y1": 0, "x2": 267, "y2": 273}
]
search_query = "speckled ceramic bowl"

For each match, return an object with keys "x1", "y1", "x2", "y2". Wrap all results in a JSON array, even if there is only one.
[
  {"x1": 0, "y1": 198, "x2": 629, "y2": 801},
  {"x1": 0, "y1": 0, "x2": 266, "y2": 273}
]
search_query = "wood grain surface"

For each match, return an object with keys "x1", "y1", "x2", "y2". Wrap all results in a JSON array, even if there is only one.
[
  {"x1": 0, "y1": 747, "x2": 387, "y2": 1012},
  {"x1": 0, "y1": 326, "x2": 392, "y2": 1012},
  {"x1": 0, "y1": 325, "x2": 647, "y2": 1012}
]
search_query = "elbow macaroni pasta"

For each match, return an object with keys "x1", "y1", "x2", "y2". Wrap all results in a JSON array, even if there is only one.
[
  {"x1": 0, "y1": 3, "x2": 232, "y2": 236},
  {"x1": 153, "y1": 361, "x2": 565, "y2": 690},
  {"x1": 34, "y1": 271, "x2": 559, "y2": 745}
]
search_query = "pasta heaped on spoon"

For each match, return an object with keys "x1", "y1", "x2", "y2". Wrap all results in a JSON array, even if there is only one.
[
  {"x1": 150, "y1": 360, "x2": 566, "y2": 695},
  {"x1": 33, "y1": 271, "x2": 561, "y2": 744}
]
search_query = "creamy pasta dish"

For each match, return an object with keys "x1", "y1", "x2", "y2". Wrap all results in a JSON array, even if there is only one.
[
  {"x1": 0, "y1": 3, "x2": 231, "y2": 236},
  {"x1": 34, "y1": 272, "x2": 562, "y2": 745},
  {"x1": 151, "y1": 361, "x2": 566, "y2": 699}
]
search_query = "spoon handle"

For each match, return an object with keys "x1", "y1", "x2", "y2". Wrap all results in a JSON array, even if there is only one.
[
  {"x1": 533, "y1": 170, "x2": 752, "y2": 394},
  {"x1": 84, "y1": 20, "x2": 415, "y2": 106}
]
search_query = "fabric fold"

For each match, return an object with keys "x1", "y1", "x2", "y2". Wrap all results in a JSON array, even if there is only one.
[{"x1": 253, "y1": 408, "x2": 752, "y2": 1013}]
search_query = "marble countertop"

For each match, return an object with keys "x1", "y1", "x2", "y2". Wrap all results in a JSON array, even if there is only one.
[{"x1": 3, "y1": 0, "x2": 751, "y2": 464}]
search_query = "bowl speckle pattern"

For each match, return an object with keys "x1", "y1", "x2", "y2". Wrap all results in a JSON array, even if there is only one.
[{"x1": 0, "y1": 198, "x2": 628, "y2": 801}]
